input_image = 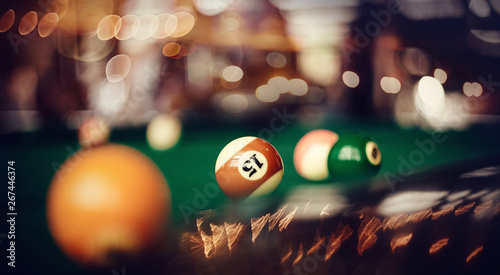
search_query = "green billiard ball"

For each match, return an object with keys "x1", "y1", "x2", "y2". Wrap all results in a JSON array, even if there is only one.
[{"x1": 327, "y1": 134, "x2": 381, "y2": 181}]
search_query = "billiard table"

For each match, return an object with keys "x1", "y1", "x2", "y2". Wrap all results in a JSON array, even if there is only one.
[{"x1": 1, "y1": 115, "x2": 500, "y2": 274}]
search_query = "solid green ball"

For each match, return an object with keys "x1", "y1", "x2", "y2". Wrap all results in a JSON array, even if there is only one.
[{"x1": 327, "y1": 134, "x2": 382, "y2": 182}]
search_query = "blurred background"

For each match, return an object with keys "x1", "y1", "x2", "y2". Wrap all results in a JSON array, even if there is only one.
[
  {"x1": 2, "y1": 1, "x2": 500, "y2": 274},
  {"x1": 1, "y1": 0, "x2": 499, "y2": 134}
]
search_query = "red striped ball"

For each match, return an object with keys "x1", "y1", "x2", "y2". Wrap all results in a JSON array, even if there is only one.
[{"x1": 215, "y1": 137, "x2": 284, "y2": 201}]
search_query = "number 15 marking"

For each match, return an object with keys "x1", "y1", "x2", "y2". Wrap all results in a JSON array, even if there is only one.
[{"x1": 242, "y1": 154, "x2": 263, "y2": 178}]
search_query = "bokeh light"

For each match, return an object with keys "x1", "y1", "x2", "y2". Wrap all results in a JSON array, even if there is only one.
[
  {"x1": 492, "y1": 0, "x2": 500, "y2": 13},
  {"x1": 19, "y1": 11, "x2": 37, "y2": 35},
  {"x1": 106, "y1": 54, "x2": 131, "y2": 83},
  {"x1": 220, "y1": 12, "x2": 240, "y2": 31},
  {"x1": 433, "y1": 68, "x2": 447, "y2": 84},
  {"x1": 194, "y1": 0, "x2": 233, "y2": 16},
  {"x1": 96, "y1": 15, "x2": 120, "y2": 41},
  {"x1": 298, "y1": 49, "x2": 339, "y2": 86},
  {"x1": 115, "y1": 15, "x2": 140, "y2": 40},
  {"x1": 470, "y1": 29, "x2": 500, "y2": 43},
  {"x1": 377, "y1": 190, "x2": 449, "y2": 216},
  {"x1": 463, "y1": 82, "x2": 483, "y2": 97},
  {"x1": 266, "y1": 52, "x2": 287, "y2": 68},
  {"x1": 133, "y1": 14, "x2": 157, "y2": 40},
  {"x1": 162, "y1": 42, "x2": 182, "y2": 57},
  {"x1": 268, "y1": 76, "x2": 290, "y2": 94},
  {"x1": 469, "y1": 0, "x2": 491, "y2": 18},
  {"x1": 415, "y1": 76, "x2": 445, "y2": 117},
  {"x1": 152, "y1": 13, "x2": 177, "y2": 39},
  {"x1": 97, "y1": 79, "x2": 128, "y2": 116},
  {"x1": 183, "y1": 43, "x2": 197, "y2": 56},
  {"x1": 401, "y1": 0, "x2": 465, "y2": 21},
  {"x1": 38, "y1": 13, "x2": 59, "y2": 38},
  {"x1": 146, "y1": 114, "x2": 182, "y2": 151},
  {"x1": 170, "y1": 12, "x2": 195, "y2": 38},
  {"x1": 221, "y1": 93, "x2": 249, "y2": 113},
  {"x1": 467, "y1": 0, "x2": 500, "y2": 43},
  {"x1": 342, "y1": 71, "x2": 360, "y2": 88},
  {"x1": 0, "y1": 9, "x2": 15, "y2": 33},
  {"x1": 289, "y1": 78, "x2": 308, "y2": 96},
  {"x1": 187, "y1": 46, "x2": 213, "y2": 89},
  {"x1": 55, "y1": 33, "x2": 115, "y2": 62},
  {"x1": 380, "y1": 77, "x2": 401, "y2": 94},
  {"x1": 222, "y1": 66, "x2": 244, "y2": 82},
  {"x1": 256, "y1": 84, "x2": 279, "y2": 103}
]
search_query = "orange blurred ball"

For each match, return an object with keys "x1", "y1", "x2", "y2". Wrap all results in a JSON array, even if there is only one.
[{"x1": 46, "y1": 144, "x2": 170, "y2": 268}]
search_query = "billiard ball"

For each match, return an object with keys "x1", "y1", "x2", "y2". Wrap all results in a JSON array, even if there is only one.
[
  {"x1": 215, "y1": 137, "x2": 284, "y2": 201},
  {"x1": 46, "y1": 144, "x2": 170, "y2": 267},
  {"x1": 327, "y1": 134, "x2": 382, "y2": 181},
  {"x1": 293, "y1": 129, "x2": 339, "y2": 181},
  {"x1": 146, "y1": 114, "x2": 182, "y2": 151},
  {"x1": 78, "y1": 116, "x2": 110, "y2": 149}
]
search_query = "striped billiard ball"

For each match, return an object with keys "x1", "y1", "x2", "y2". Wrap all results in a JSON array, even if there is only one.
[{"x1": 215, "y1": 137, "x2": 284, "y2": 201}]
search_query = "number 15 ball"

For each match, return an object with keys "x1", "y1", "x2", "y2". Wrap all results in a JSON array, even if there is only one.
[{"x1": 215, "y1": 137, "x2": 284, "y2": 201}]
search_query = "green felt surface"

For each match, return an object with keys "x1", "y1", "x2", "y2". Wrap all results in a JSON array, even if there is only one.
[{"x1": 1, "y1": 116, "x2": 500, "y2": 273}]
